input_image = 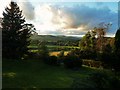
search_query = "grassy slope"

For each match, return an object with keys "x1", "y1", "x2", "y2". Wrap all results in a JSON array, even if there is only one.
[
  {"x1": 30, "y1": 35, "x2": 80, "y2": 42},
  {"x1": 3, "y1": 59, "x2": 110, "y2": 88}
]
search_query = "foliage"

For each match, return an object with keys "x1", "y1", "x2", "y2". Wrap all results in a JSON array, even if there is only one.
[
  {"x1": 79, "y1": 31, "x2": 96, "y2": 51},
  {"x1": 96, "y1": 43, "x2": 113, "y2": 68},
  {"x1": 79, "y1": 49, "x2": 97, "y2": 59},
  {"x1": 79, "y1": 31, "x2": 97, "y2": 59},
  {"x1": 97, "y1": 28, "x2": 120, "y2": 71},
  {"x1": 46, "y1": 56, "x2": 60, "y2": 66},
  {"x1": 112, "y1": 28, "x2": 120, "y2": 72},
  {"x1": 114, "y1": 28, "x2": 120, "y2": 52},
  {"x1": 57, "y1": 50, "x2": 65, "y2": 64},
  {"x1": 82, "y1": 60, "x2": 102, "y2": 68},
  {"x1": 38, "y1": 41, "x2": 49, "y2": 59},
  {"x1": 94, "y1": 23, "x2": 112, "y2": 52},
  {"x1": 2, "y1": 1, "x2": 34, "y2": 59},
  {"x1": 63, "y1": 51, "x2": 82, "y2": 69}
]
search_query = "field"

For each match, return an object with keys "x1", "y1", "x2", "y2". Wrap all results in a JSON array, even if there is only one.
[
  {"x1": 28, "y1": 45, "x2": 79, "y2": 56},
  {"x1": 28, "y1": 45, "x2": 79, "y2": 51},
  {"x1": 49, "y1": 51, "x2": 69, "y2": 56},
  {"x1": 2, "y1": 59, "x2": 111, "y2": 88}
]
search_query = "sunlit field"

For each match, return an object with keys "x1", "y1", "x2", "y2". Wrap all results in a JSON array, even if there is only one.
[{"x1": 49, "y1": 51, "x2": 69, "y2": 56}]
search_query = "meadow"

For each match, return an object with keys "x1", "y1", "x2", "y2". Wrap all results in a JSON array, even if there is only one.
[{"x1": 3, "y1": 59, "x2": 113, "y2": 88}]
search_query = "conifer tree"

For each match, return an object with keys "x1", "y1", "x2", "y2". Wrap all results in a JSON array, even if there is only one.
[
  {"x1": 2, "y1": 1, "x2": 33, "y2": 59},
  {"x1": 113, "y1": 28, "x2": 120, "y2": 71},
  {"x1": 115, "y1": 28, "x2": 120, "y2": 52}
]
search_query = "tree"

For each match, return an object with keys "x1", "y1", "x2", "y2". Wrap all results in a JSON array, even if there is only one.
[
  {"x1": 114, "y1": 28, "x2": 120, "y2": 52},
  {"x1": 79, "y1": 30, "x2": 97, "y2": 59},
  {"x1": 94, "y1": 23, "x2": 112, "y2": 53},
  {"x1": 112, "y1": 28, "x2": 120, "y2": 71},
  {"x1": 2, "y1": 1, "x2": 33, "y2": 59},
  {"x1": 38, "y1": 41, "x2": 49, "y2": 59}
]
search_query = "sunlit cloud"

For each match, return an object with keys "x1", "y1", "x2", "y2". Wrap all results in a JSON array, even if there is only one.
[
  {"x1": 0, "y1": 1, "x2": 118, "y2": 36},
  {"x1": 17, "y1": 0, "x2": 35, "y2": 20},
  {"x1": 31, "y1": 3, "x2": 118, "y2": 36}
]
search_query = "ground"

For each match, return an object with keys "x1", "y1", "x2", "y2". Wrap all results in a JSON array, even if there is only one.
[{"x1": 2, "y1": 59, "x2": 113, "y2": 88}]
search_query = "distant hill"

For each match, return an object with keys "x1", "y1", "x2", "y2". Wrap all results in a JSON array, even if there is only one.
[{"x1": 30, "y1": 35, "x2": 81, "y2": 42}]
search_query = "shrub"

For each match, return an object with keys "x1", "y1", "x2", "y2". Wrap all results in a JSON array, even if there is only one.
[
  {"x1": 82, "y1": 60, "x2": 102, "y2": 68},
  {"x1": 44, "y1": 56, "x2": 60, "y2": 66},
  {"x1": 49, "y1": 56, "x2": 60, "y2": 66},
  {"x1": 38, "y1": 44, "x2": 49, "y2": 58},
  {"x1": 57, "y1": 50, "x2": 64, "y2": 64},
  {"x1": 27, "y1": 52, "x2": 40, "y2": 59},
  {"x1": 79, "y1": 49, "x2": 97, "y2": 59},
  {"x1": 63, "y1": 54, "x2": 82, "y2": 69},
  {"x1": 111, "y1": 55, "x2": 120, "y2": 72}
]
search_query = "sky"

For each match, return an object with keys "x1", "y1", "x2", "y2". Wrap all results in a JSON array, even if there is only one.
[{"x1": 0, "y1": 0, "x2": 119, "y2": 37}]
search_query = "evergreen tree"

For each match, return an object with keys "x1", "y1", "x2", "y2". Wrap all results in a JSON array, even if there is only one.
[
  {"x1": 2, "y1": 1, "x2": 33, "y2": 59},
  {"x1": 113, "y1": 28, "x2": 120, "y2": 71},
  {"x1": 115, "y1": 28, "x2": 120, "y2": 52}
]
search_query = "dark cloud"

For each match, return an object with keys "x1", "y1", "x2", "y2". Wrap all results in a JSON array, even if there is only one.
[{"x1": 64, "y1": 5, "x2": 117, "y2": 28}]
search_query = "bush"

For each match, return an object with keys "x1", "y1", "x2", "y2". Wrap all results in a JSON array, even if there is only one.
[
  {"x1": 44, "y1": 56, "x2": 60, "y2": 66},
  {"x1": 27, "y1": 52, "x2": 40, "y2": 59},
  {"x1": 111, "y1": 55, "x2": 120, "y2": 72},
  {"x1": 63, "y1": 54, "x2": 82, "y2": 69},
  {"x1": 79, "y1": 49, "x2": 97, "y2": 59},
  {"x1": 49, "y1": 56, "x2": 60, "y2": 66},
  {"x1": 82, "y1": 60, "x2": 102, "y2": 68}
]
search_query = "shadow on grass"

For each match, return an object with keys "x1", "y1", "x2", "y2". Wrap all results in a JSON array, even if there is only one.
[{"x1": 2, "y1": 59, "x2": 117, "y2": 88}]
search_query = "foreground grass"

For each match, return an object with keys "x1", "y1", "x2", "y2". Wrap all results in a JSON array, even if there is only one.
[{"x1": 2, "y1": 59, "x2": 113, "y2": 88}]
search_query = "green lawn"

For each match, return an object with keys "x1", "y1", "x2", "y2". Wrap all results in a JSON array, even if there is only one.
[{"x1": 2, "y1": 59, "x2": 113, "y2": 88}]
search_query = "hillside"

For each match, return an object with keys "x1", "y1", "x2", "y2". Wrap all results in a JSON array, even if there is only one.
[{"x1": 30, "y1": 35, "x2": 81, "y2": 42}]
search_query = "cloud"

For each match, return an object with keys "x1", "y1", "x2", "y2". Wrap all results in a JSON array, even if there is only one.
[
  {"x1": 17, "y1": 0, "x2": 35, "y2": 20},
  {"x1": 34, "y1": 3, "x2": 118, "y2": 35}
]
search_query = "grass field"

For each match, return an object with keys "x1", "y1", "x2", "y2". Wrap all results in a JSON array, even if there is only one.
[
  {"x1": 49, "y1": 51, "x2": 69, "y2": 56},
  {"x1": 2, "y1": 59, "x2": 111, "y2": 88},
  {"x1": 28, "y1": 45, "x2": 79, "y2": 51}
]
